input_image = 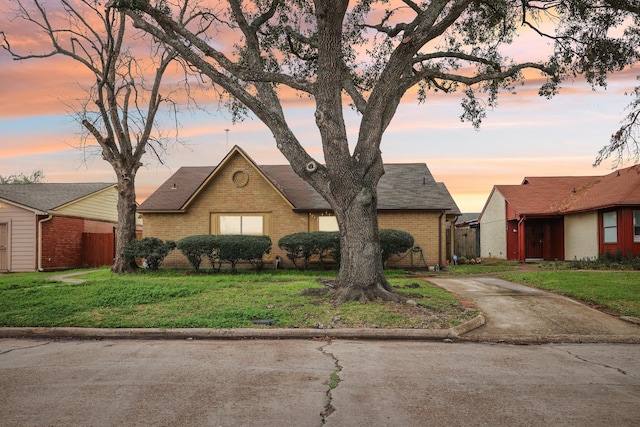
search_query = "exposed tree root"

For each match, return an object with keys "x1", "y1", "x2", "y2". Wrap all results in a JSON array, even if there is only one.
[
  {"x1": 299, "y1": 278, "x2": 406, "y2": 304},
  {"x1": 334, "y1": 281, "x2": 405, "y2": 304}
]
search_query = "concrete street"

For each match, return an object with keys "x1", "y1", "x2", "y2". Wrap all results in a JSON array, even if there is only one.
[{"x1": 1, "y1": 338, "x2": 639, "y2": 426}]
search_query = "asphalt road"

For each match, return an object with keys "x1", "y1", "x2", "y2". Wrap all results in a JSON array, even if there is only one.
[{"x1": 1, "y1": 338, "x2": 639, "y2": 426}]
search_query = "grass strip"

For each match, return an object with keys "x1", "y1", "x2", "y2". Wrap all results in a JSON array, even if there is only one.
[{"x1": 0, "y1": 268, "x2": 474, "y2": 329}]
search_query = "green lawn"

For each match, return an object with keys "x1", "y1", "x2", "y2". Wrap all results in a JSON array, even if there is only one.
[
  {"x1": 0, "y1": 268, "x2": 474, "y2": 329},
  {"x1": 498, "y1": 270, "x2": 640, "y2": 318}
]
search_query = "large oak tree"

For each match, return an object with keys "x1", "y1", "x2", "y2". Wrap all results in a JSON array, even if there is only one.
[{"x1": 111, "y1": 0, "x2": 638, "y2": 302}]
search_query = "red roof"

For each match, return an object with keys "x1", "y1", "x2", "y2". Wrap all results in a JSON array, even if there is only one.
[{"x1": 494, "y1": 165, "x2": 640, "y2": 216}]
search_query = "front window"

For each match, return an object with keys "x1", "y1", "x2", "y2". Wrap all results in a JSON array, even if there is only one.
[
  {"x1": 603, "y1": 211, "x2": 617, "y2": 244},
  {"x1": 318, "y1": 215, "x2": 339, "y2": 232},
  {"x1": 219, "y1": 215, "x2": 264, "y2": 235},
  {"x1": 634, "y1": 210, "x2": 640, "y2": 243}
]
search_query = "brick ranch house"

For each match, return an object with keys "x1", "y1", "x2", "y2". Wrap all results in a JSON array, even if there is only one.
[
  {"x1": 0, "y1": 183, "x2": 119, "y2": 272},
  {"x1": 480, "y1": 165, "x2": 640, "y2": 262},
  {"x1": 138, "y1": 145, "x2": 461, "y2": 269}
]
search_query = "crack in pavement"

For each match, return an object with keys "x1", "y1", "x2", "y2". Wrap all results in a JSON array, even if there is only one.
[
  {"x1": 0, "y1": 341, "x2": 50, "y2": 356},
  {"x1": 318, "y1": 339, "x2": 342, "y2": 426},
  {"x1": 552, "y1": 346, "x2": 635, "y2": 378}
]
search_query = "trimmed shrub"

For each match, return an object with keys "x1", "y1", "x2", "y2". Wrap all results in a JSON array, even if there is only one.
[
  {"x1": 278, "y1": 231, "x2": 340, "y2": 270},
  {"x1": 124, "y1": 237, "x2": 176, "y2": 271},
  {"x1": 212, "y1": 235, "x2": 272, "y2": 272},
  {"x1": 177, "y1": 235, "x2": 217, "y2": 271},
  {"x1": 278, "y1": 232, "x2": 317, "y2": 270},
  {"x1": 379, "y1": 229, "x2": 414, "y2": 264}
]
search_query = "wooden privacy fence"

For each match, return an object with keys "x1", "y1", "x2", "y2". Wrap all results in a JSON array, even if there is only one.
[
  {"x1": 82, "y1": 232, "x2": 114, "y2": 268},
  {"x1": 454, "y1": 226, "x2": 480, "y2": 258}
]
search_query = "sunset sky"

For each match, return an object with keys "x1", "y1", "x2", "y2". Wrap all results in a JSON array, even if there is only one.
[{"x1": 1, "y1": 2, "x2": 637, "y2": 213}]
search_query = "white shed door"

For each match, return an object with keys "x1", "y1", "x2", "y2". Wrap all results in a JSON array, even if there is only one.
[{"x1": 0, "y1": 222, "x2": 8, "y2": 271}]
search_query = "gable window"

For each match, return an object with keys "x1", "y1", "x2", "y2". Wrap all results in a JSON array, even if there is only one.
[
  {"x1": 318, "y1": 216, "x2": 339, "y2": 232},
  {"x1": 217, "y1": 215, "x2": 265, "y2": 236},
  {"x1": 603, "y1": 211, "x2": 617, "y2": 244},
  {"x1": 634, "y1": 210, "x2": 640, "y2": 243}
]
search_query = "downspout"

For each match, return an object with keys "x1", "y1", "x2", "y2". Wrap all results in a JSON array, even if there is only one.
[
  {"x1": 438, "y1": 210, "x2": 446, "y2": 268},
  {"x1": 38, "y1": 214, "x2": 53, "y2": 272}
]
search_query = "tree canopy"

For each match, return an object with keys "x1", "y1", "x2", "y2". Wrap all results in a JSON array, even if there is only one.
[{"x1": 0, "y1": 170, "x2": 45, "y2": 184}]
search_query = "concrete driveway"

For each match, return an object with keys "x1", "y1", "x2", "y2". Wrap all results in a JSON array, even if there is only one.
[{"x1": 428, "y1": 276, "x2": 640, "y2": 343}]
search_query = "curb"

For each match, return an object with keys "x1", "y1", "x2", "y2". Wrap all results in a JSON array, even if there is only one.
[
  {"x1": 450, "y1": 314, "x2": 486, "y2": 338},
  {"x1": 621, "y1": 316, "x2": 640, "y2": 325},
  {"x1": 0, "y1": 315, "x2": 485, "y2": 341}
]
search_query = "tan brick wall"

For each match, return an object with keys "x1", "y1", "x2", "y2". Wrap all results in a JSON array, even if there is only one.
[
  {"x1": 143, "y1": 153, "x2": 309, "y2": 268},
  {"x1": 379, "y1": 211, "x2": 445, "y2": 269}
]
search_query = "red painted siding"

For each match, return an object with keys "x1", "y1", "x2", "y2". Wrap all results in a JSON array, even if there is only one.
[{"x1": 600, "y1": 208, "x2": 640, "y2": 257}]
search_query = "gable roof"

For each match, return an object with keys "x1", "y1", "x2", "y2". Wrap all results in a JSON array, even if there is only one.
[
  {"x1": 259, "y1": 165, "x2": 328, "y2": 210},
  {"x1": 0, "y1": 182, "x2": 117, "y2": 213},
  {"x1": 139, "y1": 146, "x2": 459, "y2": 213},
  {"x1": 490, "y1": 165, "x2": 640, "y2": 217}
]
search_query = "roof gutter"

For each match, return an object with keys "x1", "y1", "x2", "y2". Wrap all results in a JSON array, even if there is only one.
[{"x1": 37, "y1": 214, "x2": 53, "y2": 272}]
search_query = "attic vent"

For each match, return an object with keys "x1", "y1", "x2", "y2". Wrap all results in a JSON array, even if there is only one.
[{"x1": 232, "y1": 170, "x2": 249, "y2": 187}]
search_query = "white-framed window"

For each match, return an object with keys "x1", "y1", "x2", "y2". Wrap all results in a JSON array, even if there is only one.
[
  {"x1": 634, "y1": 210, "x2": 640, "y2": 243},
  {"x1": 603, "y1": 211, "x2": 617, "y2": 244},
  {"x1": 217, "y1": 215, "x2": 265, "y2": 236},
  {"x1": 318, "y1": 215, "x2": 339, "y2": 232}
]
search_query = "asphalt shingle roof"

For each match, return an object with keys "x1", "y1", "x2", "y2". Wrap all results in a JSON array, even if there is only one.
[
  {"x1": 0, "y1": 182, "x2": 116, "y2": 212},
  {"x1": 139, "y1": 149, "x2": 458, "y2": 212},
  {"x1": 136, "y1": 166, "x2": 216, "y2": 211}
]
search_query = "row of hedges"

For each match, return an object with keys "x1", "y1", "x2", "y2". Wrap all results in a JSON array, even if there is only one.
[
  {"x1": 125, "y1": 229, "x2": 414, "y2": 272},
  {"x1": 277, "y1": 229, "x2": 414, "y2": 270},
  {"x1": 125, "y1": 235, "x2": 272, "y2": 272},
  {"x1": 178, "y1": 234, "x2": 272, "y2": 271}
]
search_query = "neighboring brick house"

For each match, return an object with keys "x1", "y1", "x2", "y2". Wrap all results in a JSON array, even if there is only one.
[
  {"x1": 138, "y1": 145, "x2": 461, "y2": 269},
  {"x1": 480, "y1": 165, "x2": 640, "y2": 261},
  {"x1": 0, "y1": 183, "x2": 119, "y2": 272}
]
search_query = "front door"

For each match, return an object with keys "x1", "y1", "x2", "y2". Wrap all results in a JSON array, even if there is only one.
[
  {"x1": 0, "y1": 222, "x2": 8, "y2": 272},
  {"x1": 525, "y1": 222, "x2": 544, "y2": 259}
]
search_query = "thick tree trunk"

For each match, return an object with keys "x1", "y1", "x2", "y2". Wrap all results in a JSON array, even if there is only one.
[
  {"x1": 111, "y1": 173, "x2": 138, "y2": 273},
  {"x1": 333, "y1": 186, "x2": 404, "y2": 304}
]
